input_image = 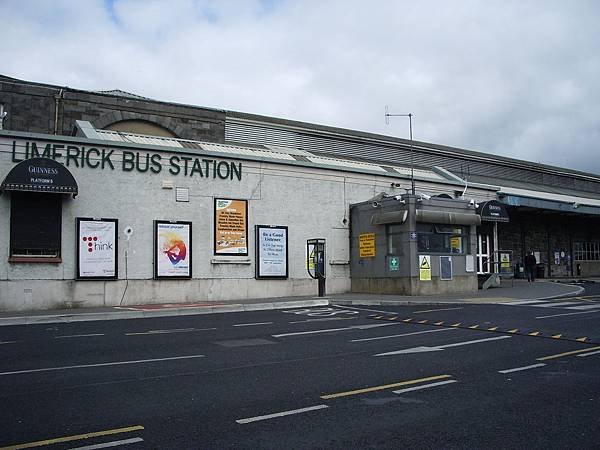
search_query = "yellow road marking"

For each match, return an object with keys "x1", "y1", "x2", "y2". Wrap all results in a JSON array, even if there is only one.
[
  {"x1": 507, "y1": 329, "x2": 519, "y2": 333},
  {"x1": 0, "y1": 425, "x2": 144, "y2": 450},
  {"x1": 434, "y1": 321, "x2": 444, "y2": 325},
  {"x1": 403, "y1": 318, "x2": 413, "y2": 322},
  {"x1": 528, "y1": 331, "x2": 540, "y2": 336},
  {"x1": 468, "y1": 325, "x2": 479, "y2": 329},
  {"x1": 487, "y1": 327, "x2": 498, "y2": 331},
  {"x1": 576, "y1": 337, "x2": 588, "y2": 342},
  {"x1": 537, "y1": 345, "x2": 600, "y2": 361},
  {"x1": 320, "y1": 375, "x2": 452, "y2": 400},
  {"x1": 418, "y1": 320, "x2": 428, "y2": 324},
  {"x1": 451, "y1": 323, "x2": 461, "y2": 327},
  {"x1": 551, "y1": 334, "x2": 562, "y2": 339}
]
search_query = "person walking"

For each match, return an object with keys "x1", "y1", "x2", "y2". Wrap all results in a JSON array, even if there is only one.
[{"x1": 524, "y1": 251, "x2": 537, "y2": 282}]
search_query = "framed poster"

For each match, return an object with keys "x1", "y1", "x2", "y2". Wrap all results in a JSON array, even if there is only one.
[
  {"x1": 154, "y1": 220, "x2": 192, "y2": 279},
  {"x1": 255, "y1": 225, "x2": 288, "y2": 279},
  {"x1": 214, "y1": 198, "x2": 248, "y2": 255},
  {"x1": 77, "y1": 218, "x2": 118, "y2": 279}
]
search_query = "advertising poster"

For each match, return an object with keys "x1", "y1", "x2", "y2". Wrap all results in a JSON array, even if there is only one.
[
  {"x1": 214, "y1": 199, "x2": 248, "y2": 255},
  {"x1": 77, "y1": 218, "x2": 118, "y2": 279},
  {"x1": 256, "y1": 225, "x2": 288, "y2": 279},
  {"x1": 154, "y1": 221, "x2": 192, "y2": 279}
]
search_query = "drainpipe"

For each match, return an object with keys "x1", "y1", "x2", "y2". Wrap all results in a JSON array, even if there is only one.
[{"x1": 53, "y1": 89, "x2": 64, "y2": 135}]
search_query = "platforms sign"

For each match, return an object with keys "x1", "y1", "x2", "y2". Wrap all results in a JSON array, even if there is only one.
[
  {"x1": 419, "y1": 255, "x2": 431, "y2": 281},
  {"x1": 359, "y1": 233, "x2": 376, "y2": 257}
]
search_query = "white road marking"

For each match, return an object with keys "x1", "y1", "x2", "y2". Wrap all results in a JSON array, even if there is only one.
[
  {"x1": 566, "y1": 304, "x2": 600, "y2": 310},
  {"x1": 236, "y1": 404, "x2": 329, "y2": 424},
  {"x1": 69, "y1": 437, "x2": 144, "y2": 449},
  {"x1": 272, "y1": 323, "x2": 395, "y2": 338},
  {"x1": 0, "y1": 340, "x2": 19, "y2": 345},
  {"x1": 0, "y1": 354, "x2": 205, "y2": 376},
  {"x1": 233, "y1": 322, "x2": 274, "y2": 327},
  {"x1": 577, "y1": 350, "x2": 600, "y2": 357},
  {"x1": 54, "y1": 333, "x2": 106, "y2": 339},
  {"x1": 392, "y1": 379, "x2": 458, "y2": 394},
  {"x1": 498, "y1": 300, "x2": 549, "y2": 305},
  {"x1": 351, "y1": 327, "x2": 457, "y2": 342},
  {"x1": 289, "y1": 317, "x2": 358, "y2": 324},
  {"x1": 532, "y1": 302, "x2": 583, "y2": 308},
  {"x1": 535, "y1": 310, "x2": 600, "y2": 319},
  {"x1": 375, "y1": 335, "x2": 512, "y2": 356},
  {"x1": 498, "y1": 363, "x2": 546, "y2": 373},
  {"x1": 126, "y1": 328, "x2": 215, "y2": 335},
  {"x1": 413, "y1": 307, "x2": 463, "y2": 314}
]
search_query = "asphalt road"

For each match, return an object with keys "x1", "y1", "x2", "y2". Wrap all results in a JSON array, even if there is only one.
[{"x1": 1, "y1": 296, "x2": 599, "y2": 449}]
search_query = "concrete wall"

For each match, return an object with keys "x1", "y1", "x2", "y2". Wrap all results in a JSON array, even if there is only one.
[
  {"x1": 0, "y1": 133, "x2": 483, "y2": 311},
  {"x1": 349, "y1": 195, "x2": 479, "y2": 295}
]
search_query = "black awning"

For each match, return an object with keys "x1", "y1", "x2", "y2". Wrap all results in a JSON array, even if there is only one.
[
  {"x1": 477, "y1": 199, "x2": 509, "y2": 222},
  {"x1": 1, "y1": 158, "x2": 78, "y2": 196}
]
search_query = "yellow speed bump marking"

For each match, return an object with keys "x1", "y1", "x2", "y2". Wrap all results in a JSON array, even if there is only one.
[
  {"x1": 528, "y1": 331, "x2": 541, "y2": 336},
  {"x1": 451, "y1": 323, "x2": 461, "y2": 327},
  {"x1": 551, "y1": 334, "x2": 562, "y2": 339},
  {"x1": 537, "y1": 345, "x2": 600, "y2": 362},
  {"x1": 507, "y1": 329, "x2": 519, "y2": 334},
  {"x1": 418, "y1": 320, "x2": 428, "y2": 324},
  {"x1": 0, "y1": 425, "x2": 144, "y2": 450},
  {"x1": 576, "y1": 337, "x2": 588, "y2": 342},
  {"x1": 468, "y1": 325, "x2": 479, "y2": 329},
  {"x1": 487, "y1": 327, "x2": 498, "y2": 331},
  {"x1": 320, "y1": 374, "x2": 452, "y2": 400},
  {"x1": 403, "y1": 318, "x2": 413, "y2": 323},
  {"x1": 434, "y1": 321, "x2": 444, "y2": 325}
]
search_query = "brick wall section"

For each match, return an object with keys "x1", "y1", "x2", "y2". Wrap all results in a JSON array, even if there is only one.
[
  {"x1": 499, "y1": 209, "x2": 600, "y2": 277},
  {"x1": 0, "y1": 79, "x2": 226, "y2": 142}
]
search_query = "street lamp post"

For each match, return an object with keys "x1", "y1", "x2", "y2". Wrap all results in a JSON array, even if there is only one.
[{"x1": 385, "y1": 108, "x2": 415, "y2": 195}]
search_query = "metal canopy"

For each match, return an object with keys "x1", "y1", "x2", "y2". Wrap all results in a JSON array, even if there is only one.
[{"x1": 0, "y1": 157, "x2": 78, "y2": 196}]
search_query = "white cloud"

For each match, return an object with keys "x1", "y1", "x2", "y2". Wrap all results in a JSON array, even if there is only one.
[{"x1": 2, "y1": 0, "x2": 600, "y2": 174}]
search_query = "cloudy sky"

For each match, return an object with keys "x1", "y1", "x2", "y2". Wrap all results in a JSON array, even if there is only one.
[{"x1": 2, "y1": 0, "x2": 600, "y2": 174}]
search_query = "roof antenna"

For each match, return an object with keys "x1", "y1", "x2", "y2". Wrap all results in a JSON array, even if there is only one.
[{"x1": 385, "y1": 106, "x2": 415, "y2": 195}]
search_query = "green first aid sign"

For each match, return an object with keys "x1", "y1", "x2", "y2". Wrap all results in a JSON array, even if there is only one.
[{"x1": 389, "y1": 256, "x2": 399, "y2": 271}]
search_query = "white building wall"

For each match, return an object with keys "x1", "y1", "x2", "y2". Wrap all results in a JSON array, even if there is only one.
[{"x1": 0, "y1": 135, "x2": 495, "y2": 310}]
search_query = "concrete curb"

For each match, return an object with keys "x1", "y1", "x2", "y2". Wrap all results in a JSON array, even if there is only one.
[{"x1": 0, "y1": 299, "x2": 330, "y2": 327}]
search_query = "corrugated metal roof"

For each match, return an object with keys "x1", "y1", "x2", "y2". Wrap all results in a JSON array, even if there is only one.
[
  {"x1": 225, "y1": 117, "x2": 600, "y2": 195},
  {"x1": 84, "y1": 124, "x2": 446, "y2": 181},
  {"x1": 499, "y1": 186, "x2": 600, "y2": 207}
]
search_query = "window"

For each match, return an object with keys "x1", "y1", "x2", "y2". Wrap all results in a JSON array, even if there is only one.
[
  {"x1": 416, "y1": 223, "x2": 468, "y2": 254},
  {"x1": 387, "y1": 224, "x2": 405, "y2": 255},
  {"x1": 10, "y1": 192, "x2": 62, "y2": 260},
  {"x1": 574, "y1": 242, "x2": 600, "y2": 261}
]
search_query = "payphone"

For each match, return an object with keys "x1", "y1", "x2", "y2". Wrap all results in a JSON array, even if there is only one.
[{"x1": 306, "y1": 238, "x2": 326, "y2": 297}]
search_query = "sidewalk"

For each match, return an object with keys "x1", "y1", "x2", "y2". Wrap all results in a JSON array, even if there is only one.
[{"x1": 0, "y1": 279, "x2": 584, "y2": 327}]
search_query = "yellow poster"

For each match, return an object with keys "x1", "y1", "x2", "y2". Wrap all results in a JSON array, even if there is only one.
[
  {"x1": 500, "y1": 253, "x2": 510, "y2": 268},
  {"x1": 215, "y1": 199, "x2": 248, "y2": 254},
  {"x1": 359, "y1": 233, "x2": 376, "y2": 257},
  {"x1": 419, "y1": 255, "x2": 431, "y2": 281}
]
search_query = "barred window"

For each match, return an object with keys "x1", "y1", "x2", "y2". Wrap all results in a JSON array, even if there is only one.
[{"x1": 574, "y1": 242, "x2": 600, "y2": 261}]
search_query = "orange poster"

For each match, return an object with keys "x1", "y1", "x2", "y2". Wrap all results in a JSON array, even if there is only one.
[{"x1": 215, "y1": 199, "x2": 248, "y2": 255}]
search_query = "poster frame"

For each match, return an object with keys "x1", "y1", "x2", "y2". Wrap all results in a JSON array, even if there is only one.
[
  {"x1": 76, "y1": 217, "x2": 119, "y2": 280},
  {"x1": 154, "y1": 220, "x2": 193, "y2": 279},
  {"x1": 255, "y1": 224, "x2": 289, "y2": 280},
  {"x1": 214, "y1": 198, "x2": 249, "y2": 256}
]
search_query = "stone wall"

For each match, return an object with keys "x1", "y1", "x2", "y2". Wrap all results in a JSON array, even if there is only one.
[{"x1": 0, "y1": 78, "x2": 225, "y2": 142}]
